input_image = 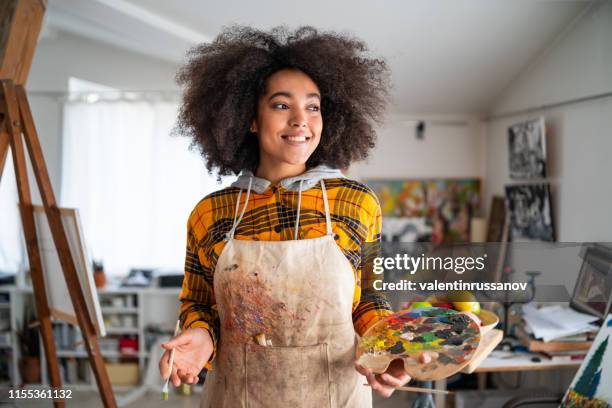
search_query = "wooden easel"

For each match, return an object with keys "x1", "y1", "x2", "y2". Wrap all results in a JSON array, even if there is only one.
[{"x1": 0, "y1": 1, "x2": 116, "y2": 407}]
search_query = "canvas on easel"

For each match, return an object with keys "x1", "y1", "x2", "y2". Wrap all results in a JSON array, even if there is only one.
[{"x1": 32, "y1": 205, "x2": 106, "y2": 337}]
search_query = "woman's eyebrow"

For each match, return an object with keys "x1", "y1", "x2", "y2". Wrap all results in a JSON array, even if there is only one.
[{"x1": 268, "y1": 91, "x2": 321, "y2": 101}]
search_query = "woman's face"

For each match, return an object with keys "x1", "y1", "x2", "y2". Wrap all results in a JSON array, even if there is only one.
[{"x1": 251, "y1": 69, "x2": 323, "y2": 170}]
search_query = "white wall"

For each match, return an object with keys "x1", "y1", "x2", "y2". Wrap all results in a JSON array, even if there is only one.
[
  {"x1": 352, "y1": 113, "x2": 486, "y2": 209},
  {"x1": 484, "y1": 0, "x2": 612, "y2": 242},
  {"x1": 24, "y1": 30, "x2": 179, "y2": 196}
]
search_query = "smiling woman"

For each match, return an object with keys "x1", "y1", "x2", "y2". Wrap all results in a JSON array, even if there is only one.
[{"x1": 160, "y1": 25, "x2": 401, "y2": 407}]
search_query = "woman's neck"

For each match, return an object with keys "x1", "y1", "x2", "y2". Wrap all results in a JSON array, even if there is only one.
[{"x1": 255, "y1": 162, "x2": 307, "y2": 184}]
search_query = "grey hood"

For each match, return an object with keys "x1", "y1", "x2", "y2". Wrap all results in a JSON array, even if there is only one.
[{"x1": 231, "y1": 165, "x2": 345, "y2": 193}]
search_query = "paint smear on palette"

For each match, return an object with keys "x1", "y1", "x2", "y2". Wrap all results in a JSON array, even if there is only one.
[{"x1": 357, "y1": 307, "x2": 480, "y2": 381}]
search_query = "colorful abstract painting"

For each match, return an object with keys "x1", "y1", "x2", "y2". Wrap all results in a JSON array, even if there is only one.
[
  {"x1": 356, "y1": 307, "x2": 480, "y2": 381},
  {"x1": 561, "y1": 314, "x2": 612, "y2": 407},
  {"x1": 365, "y1": 179, "x2": 481, "y2": 243}
]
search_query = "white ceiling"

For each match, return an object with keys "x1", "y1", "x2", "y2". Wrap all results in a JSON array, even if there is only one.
[{"x1": 44, "y1": 0, "x2": 593, "y2": 114}]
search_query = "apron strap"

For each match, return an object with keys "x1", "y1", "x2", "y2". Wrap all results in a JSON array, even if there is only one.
[
  {"x1": 225, "y1": 176, "x2": 253, "y2": 241},
  {"x1": 319, "y1": 179, "x2": 333, "y2": 236},
  {"x1": 294, "y1": 180, "x2": 304, "y2": 240}
]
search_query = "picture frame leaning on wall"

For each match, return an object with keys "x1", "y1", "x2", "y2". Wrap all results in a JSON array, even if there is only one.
[{"x1": 571, "y1": 244, "x2": 612, "y2": 320}]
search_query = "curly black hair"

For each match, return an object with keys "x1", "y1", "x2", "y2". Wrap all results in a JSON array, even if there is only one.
[{"x1": 175, "y1": 25, "x2": 390, "y2": 176}]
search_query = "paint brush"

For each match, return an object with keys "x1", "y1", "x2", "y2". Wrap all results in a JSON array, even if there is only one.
[
  {"x1": 161, "y1": 320, "x2": 181, "y2": 401},
  {"x1": 363, "y1": 384, "x2": 452, "y2": 395}
]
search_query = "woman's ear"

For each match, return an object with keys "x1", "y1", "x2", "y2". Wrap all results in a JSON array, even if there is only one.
[{"x1": 249, "y1": 119, "x2": 257, "y2": 133}]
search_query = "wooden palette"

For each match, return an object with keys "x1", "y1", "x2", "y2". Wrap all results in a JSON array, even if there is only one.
[{"x1": 356, "y1": 307, "x2": 481, "y2": 381}]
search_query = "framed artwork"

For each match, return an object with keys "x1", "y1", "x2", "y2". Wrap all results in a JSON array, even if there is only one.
[
  {"x1": 33, "y1": 206, "x2": 106, "y2": 337},
  {"x1": 505, "y1": 183, "x2": 555, "y2": 242},
  {"x1": 561, "y1": 314, "x2": 612, "y2": 407},
  {"x1": 508, "y1": 117, "x2": 547, "y2": 179},
  {"x1": 365, "y1": 178, "x2": 481, "y2": 243},
  {"x1": 571, "y1": 246, "x2": 612, "y2": 319}
]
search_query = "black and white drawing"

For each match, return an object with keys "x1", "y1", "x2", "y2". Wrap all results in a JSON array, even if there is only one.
[
  {"x1": 508, "y1": 118, "x2": 547, "y2": 179},
  {"x1": 505, "y1": 183, "x2": 555, "y2": 242}
]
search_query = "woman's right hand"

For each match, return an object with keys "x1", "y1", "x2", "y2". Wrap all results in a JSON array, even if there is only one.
[{"x1": 159, "y1": 327, "x2": 213, "y2": 386}]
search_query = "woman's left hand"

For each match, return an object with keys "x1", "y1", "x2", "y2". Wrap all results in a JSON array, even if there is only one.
[{"x1": 355, "y1": 353, "x2": 431, "y2": 398}]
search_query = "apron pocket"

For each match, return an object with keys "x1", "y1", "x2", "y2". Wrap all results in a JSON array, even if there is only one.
[{"x1": 245, "y1": 343, "x2": 331, "y2": 408}]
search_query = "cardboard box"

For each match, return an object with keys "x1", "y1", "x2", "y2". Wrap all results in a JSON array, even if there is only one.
[{"x1": 105, "y1": 362, "x2": 139, "y2": 385}]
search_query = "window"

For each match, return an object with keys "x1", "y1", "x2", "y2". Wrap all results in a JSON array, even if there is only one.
[{"x1": 60, "y1": 78, "x2": 231, "y2": 277}]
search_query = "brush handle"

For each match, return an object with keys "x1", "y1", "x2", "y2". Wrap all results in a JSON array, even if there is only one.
[
  {"x1": 363, "y1": 384, "x2": 451, "y2": 395},
  {"x1": 167, "y1": 347, "x2": 177, "y2": 380}
]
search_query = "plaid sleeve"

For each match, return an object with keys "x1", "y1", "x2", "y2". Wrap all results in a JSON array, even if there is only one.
[
  {"x1": 352, "y1": 193, "x2": 393, "y2": 336},
  {"x1": 178, "y1": 216, "x2": 220, "y2": 370}
]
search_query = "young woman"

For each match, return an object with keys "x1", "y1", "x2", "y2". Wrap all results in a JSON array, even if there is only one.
[{"x1": 158, "y1": 26, "x2": 424, "y2": 407}]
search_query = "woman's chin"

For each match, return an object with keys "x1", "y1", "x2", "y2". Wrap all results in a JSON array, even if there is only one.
[{"x1": 278, "y1": 155, "x2": 310, "y2": 167}]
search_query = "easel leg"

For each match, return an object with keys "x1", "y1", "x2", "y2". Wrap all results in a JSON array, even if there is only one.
[
  {"x1": 15, "y1": 83, "x2": 118, "y2": 408},
  {"x1": 1, "y1": 81, "x2": 65, "y2": 407}
]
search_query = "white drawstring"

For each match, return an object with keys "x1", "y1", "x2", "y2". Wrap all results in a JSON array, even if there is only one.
[
  {"x1": 225, "y1": 176, "x2": 253, "y2": 241},
  {"x1": 320, "y1": 180, "x2": 333, "y2": 236},
  {"x1": 294, "y1": 180, "x2": 304, "y2": 240}
]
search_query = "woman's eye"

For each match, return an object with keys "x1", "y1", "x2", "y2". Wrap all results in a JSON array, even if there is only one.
[
  {"x1": 273, "y1": 103, "x2": 289, "y2": 109},
  {"x1": 309, "y1": 106, "x2": 320, "y2": 112}
]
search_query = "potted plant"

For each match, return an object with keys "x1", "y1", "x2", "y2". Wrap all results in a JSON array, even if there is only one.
[{"x1": 17, "y1": 307, "x2": 41, "y2": 384}]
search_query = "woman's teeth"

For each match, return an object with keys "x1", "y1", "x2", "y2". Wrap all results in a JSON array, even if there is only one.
[{"x1": 284, "y1": 136, "x2": 308, "y2": 142}]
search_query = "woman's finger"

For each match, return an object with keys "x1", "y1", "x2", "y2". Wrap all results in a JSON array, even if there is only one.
[
  {"x1": 170, "y1": 363, "x2": 181, "y2": 387},
  {"x1": 158, "y1": 351, "x2": 170, "y2": 379},
  {"x1": 380, "y1": 373, "x2": 403, "y2": 387},
  {"x1": 372, "y1": 374, "x2": 394, "y2": 398},
  {"x1": 162, "y1": 331, "x2": 191, "y2": 350},
  {"x1": 177, "y1": 369, "x2": 188, "y2": 382}
]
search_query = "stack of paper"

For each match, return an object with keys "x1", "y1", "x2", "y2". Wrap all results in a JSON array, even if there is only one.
[{"x1": 522, "y1": 303, "x2": 600, "y2": 342}]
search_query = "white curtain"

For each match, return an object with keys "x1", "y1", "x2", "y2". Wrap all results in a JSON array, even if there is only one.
[{"x1": 61, "y1": 99, "x2": 231, "y2": 277}]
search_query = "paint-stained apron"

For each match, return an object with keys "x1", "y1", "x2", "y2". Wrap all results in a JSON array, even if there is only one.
[{"x1": 200, "y1": 178, "x2": 371, "y2": 408}]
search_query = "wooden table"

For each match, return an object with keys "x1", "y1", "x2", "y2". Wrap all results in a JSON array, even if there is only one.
[{"x1": 473, "y1": 351, "x2": 582, "y2": 373}]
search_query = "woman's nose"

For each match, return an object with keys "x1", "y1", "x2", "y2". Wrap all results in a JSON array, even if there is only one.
[{"x1": 290, "y1": 110, "x2": 307, "y2": 127}]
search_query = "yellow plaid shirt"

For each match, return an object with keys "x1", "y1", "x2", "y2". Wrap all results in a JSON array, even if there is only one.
[{"x1": 179, "y1": 177, "x2": 392, "y2": 366}]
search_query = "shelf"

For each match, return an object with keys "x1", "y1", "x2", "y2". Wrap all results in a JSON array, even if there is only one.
[
  {"x1": 101, "y1": 307, "x2": 139, "y2": 314},
  {"x1": 105, "y1": 327, "x2": 139, "y2": 335}
]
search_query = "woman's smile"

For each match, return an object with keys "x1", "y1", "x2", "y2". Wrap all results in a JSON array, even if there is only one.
[{"x1": 281, "y1": 133, "x2": 312, "y2": 144}]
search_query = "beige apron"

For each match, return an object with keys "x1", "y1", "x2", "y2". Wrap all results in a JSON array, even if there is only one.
[{"x1": 200, "y1": 178, "x2": 371, "y2": 408}]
